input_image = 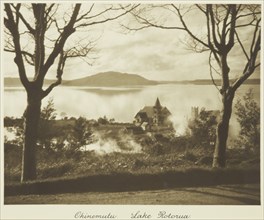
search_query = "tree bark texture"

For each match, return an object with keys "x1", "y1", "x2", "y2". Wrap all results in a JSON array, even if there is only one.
[
  {"x1": 21, "y1": 90, "x2": 42, "y2": 182},
  {"x1": 213, "y1": 91, "x2": 234, "y2": 168},
  {"x1": 212, "y1": 52, "x2": 234, "y2": 168}
]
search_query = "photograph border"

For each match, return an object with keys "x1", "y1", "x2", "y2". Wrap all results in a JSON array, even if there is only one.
[{"x1": 1, "y1": 0, "x2": 263, "y2": 219}]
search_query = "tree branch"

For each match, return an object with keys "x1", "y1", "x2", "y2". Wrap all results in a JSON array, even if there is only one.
[
  {"x1": 250, "y1": 18, "x2": 261, "y2": 55},
  {"x1": 4, "y1": 3, "x2": 29, "y2": 89},
  {"x1": 209, "y1": 51, "x2": 221, "y2": 93},
  {"x1": 172, "y1": 4, "x2": 210, "y2": 49},
  {"x1": 17, "y1": 9, "x2": 35, "y2": 35},
  {"x1": 42, "y1": 50, "x2": 65, "y2": 98},
  {"x1": 227, "y1": 5, "x2": 238, "y2": 51},
  {"x1": 208, "y1": 5, "x2": 221, "y2": 49},
  {"x1": 204, "y1": 6, "x2": 220, "y2": 61},
  {"x1": 235, "y1": 18, "x2": 258, "y2": 28},
  {"x1": 75, "y1": 4, "x2": 94, "y2": 22},
  {"x1": 120, "y1": 4, "x2": 186, "y2": 32},
  {"x1": 195, "y1": 4, "x2": 206, "y2": 14},
  {"x1": 42, "y1": 80, "x2": 61, "y2": 98},
  {"x1": 234, "y1": 30, "x2": 249, "y2": 61},
  {"x1": 43, "y1": 4, "x2": 81, "y2": 76},
  {"x1": 4, "y1": 48, "x2": 35, "y2": 65},
  {"x1": 32, "y1": 3, "x2": 48, "y2": 81},
  {"x1": 221, "y1": 5, "x2": 231, "y2": 43},
  {"x1": 76, "y1": 4, "x2": 140, "y2": 28},
  {"x1": 231, "y1": 31, "x2": 260, "y2": 92},
  {"x1": 45, "y1": 4, "x2": 55, "y2": 18}
]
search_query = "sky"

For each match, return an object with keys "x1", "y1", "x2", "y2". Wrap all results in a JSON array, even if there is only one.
[{"x1": 2, "y1": 3, "x2": 261, "y2": 81}]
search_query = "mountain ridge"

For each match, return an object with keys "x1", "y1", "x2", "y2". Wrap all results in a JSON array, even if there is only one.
[
  {"x1": 63, "y1": 71, "x2": 158, "y2": 87},
  {"x1": 4, "y1": 71, "x2": 260, "y2": 87}
]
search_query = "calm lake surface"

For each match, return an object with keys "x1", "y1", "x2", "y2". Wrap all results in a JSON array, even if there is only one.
[{"x1": 4, "y1": 83, "x2": 260, "y2": 137}]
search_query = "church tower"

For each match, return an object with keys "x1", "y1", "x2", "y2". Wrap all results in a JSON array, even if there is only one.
[
  {"x1": 155, "y1": 97, "x2": 162, "y2": 110},
  {"x1": 153, "y1": 97, "x2": 162, "y2": 126}
]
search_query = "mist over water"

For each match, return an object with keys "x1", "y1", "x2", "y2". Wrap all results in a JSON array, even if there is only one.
[{"x1": 4, "y1": 84, "x2": 260, "y2": 139}]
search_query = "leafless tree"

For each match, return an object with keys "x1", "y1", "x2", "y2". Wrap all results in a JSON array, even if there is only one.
[
  {"x1": 4, "y1": 3, "x2": 139, "y2": 181},
  {"x1": 122, "y1": 4, "x2": 261, "y2": 168}
]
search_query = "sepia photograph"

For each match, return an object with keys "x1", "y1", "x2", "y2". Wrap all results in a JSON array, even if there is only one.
[{"x1": 0, "y1": 1, "x2": 263, "y2": 219}]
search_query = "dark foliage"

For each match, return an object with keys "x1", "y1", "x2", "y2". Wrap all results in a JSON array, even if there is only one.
[
  {"x1": 234, "y1": 89, "x2": 260, "y2": 153},
  {"x1": 188, "y1": 108, "x2": 218, "y2": 147},
  {"x1": 5, "y1": 168, "x2": 260, "y2": 196}
]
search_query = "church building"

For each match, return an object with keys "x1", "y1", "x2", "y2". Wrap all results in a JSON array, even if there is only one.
[{"x1": 134, "y1": 98, "x2": 172, "y2": 131}]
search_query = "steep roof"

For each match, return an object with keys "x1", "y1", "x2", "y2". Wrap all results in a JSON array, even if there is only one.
[
  {"x1": 138, "y1": 106, "x2": 155, "y2": 117},
  {"x1": 155, "y1": 97, "x2": 161, "y2": 109},
  {"x1": 136, "y1": 106, "x2": 171, "y2": 119},
  {"x1": 162, "y1": 107, "x2": 171, "y2": 115},
  {"x1": 135, "y1": 111, "x2": 149, "y2": 120},
  {"x1": 135, "y1": 98, "x2": 171, "y2": 120}
]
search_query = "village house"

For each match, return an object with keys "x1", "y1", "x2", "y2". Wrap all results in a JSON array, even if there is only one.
[{"x1": 134, "y1": 98, "x2": 172, "y2": 131}]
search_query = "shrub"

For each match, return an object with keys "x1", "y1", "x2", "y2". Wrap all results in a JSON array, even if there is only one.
[
  {"x1": 234, "y1": 89, "x2": 260, "y2": 153},
  {"x1": 188, "y1": 108, "x2": 218, "y2": 147},
  {"x1": 184, "y1": 151, "x2": 197, "y2": 162},
  {"x1": 97, "y1": 116, "x2": 109, "y2": 125},
  {"x1": 144, "y1": 143, "x2": 165, "y2": 156},
  {"x1": 39, "y1": 162, "x2": 72, "y2": 179}
]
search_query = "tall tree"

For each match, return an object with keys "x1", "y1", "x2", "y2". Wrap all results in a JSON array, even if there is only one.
[
  {"x1": 122, "y1": 4, "x2": 261, "y2": 167},
  {"x1": 4, "y1": 3, "x2": 139, "y2": 181}
]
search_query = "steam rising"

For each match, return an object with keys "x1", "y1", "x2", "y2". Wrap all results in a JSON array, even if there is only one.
[
  {"x1": 169, "y1": 115, "x2": 188, "y2": 136},
  {"x1": 80, "y1": 132, "x2": 142, "y2": 155}
]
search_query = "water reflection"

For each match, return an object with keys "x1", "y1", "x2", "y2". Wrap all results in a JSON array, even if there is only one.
[
  {"x1": 4, "y1": 84, "x2": 260, "y2": 137},
  {"x1": 74, "y1": 87, "x2": 142, "y2": 96}
]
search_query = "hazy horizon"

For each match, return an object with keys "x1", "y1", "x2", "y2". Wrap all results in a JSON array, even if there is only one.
[{"x1": 3, "y1": 70, "x2": 261, "y2": 82}]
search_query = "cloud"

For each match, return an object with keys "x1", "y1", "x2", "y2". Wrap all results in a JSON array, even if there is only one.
[{"x1": 3, "y1": 4, "x2": 259, "y2": 82}]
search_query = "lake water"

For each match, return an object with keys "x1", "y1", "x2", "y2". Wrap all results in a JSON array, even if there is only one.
[{"x1": 3, "y1": 83, "x2": 260, "y2": 138}]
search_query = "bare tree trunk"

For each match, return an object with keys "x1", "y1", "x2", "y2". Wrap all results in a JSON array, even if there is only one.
[
  {"x1": 21, "y1": 90, "x2": 42, "y2": 182},
  {"x1": 213, "y1": 91, "x2": 234, "y2": 168}
]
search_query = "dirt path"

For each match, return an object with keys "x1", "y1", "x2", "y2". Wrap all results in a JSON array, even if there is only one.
[{"x1": 5, "y1": 184, "x2": 260, "y2": 205}]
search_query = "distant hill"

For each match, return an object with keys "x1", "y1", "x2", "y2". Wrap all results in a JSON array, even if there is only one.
[
  {"x1": 63, "y1": 71, "x2": 158, "y2": 87},
  {"x1": 4, "y1": 78, "x2": 23, "y2": 87},
  {"x1": 160, "y1": 78, "x2": 260, "y2": 86},
  {"x1": 183, "y1": 78, "x2": 260, "y2": 86},
  {"x1": 4, "y1": 77, "x2": 65, "y2": 87},
  {"x1": 4, "y1": 72, "x2": 260, "y2": 87},
  {"x1": 189, "y1": 79, "x2": 260, "y2": 86}
]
